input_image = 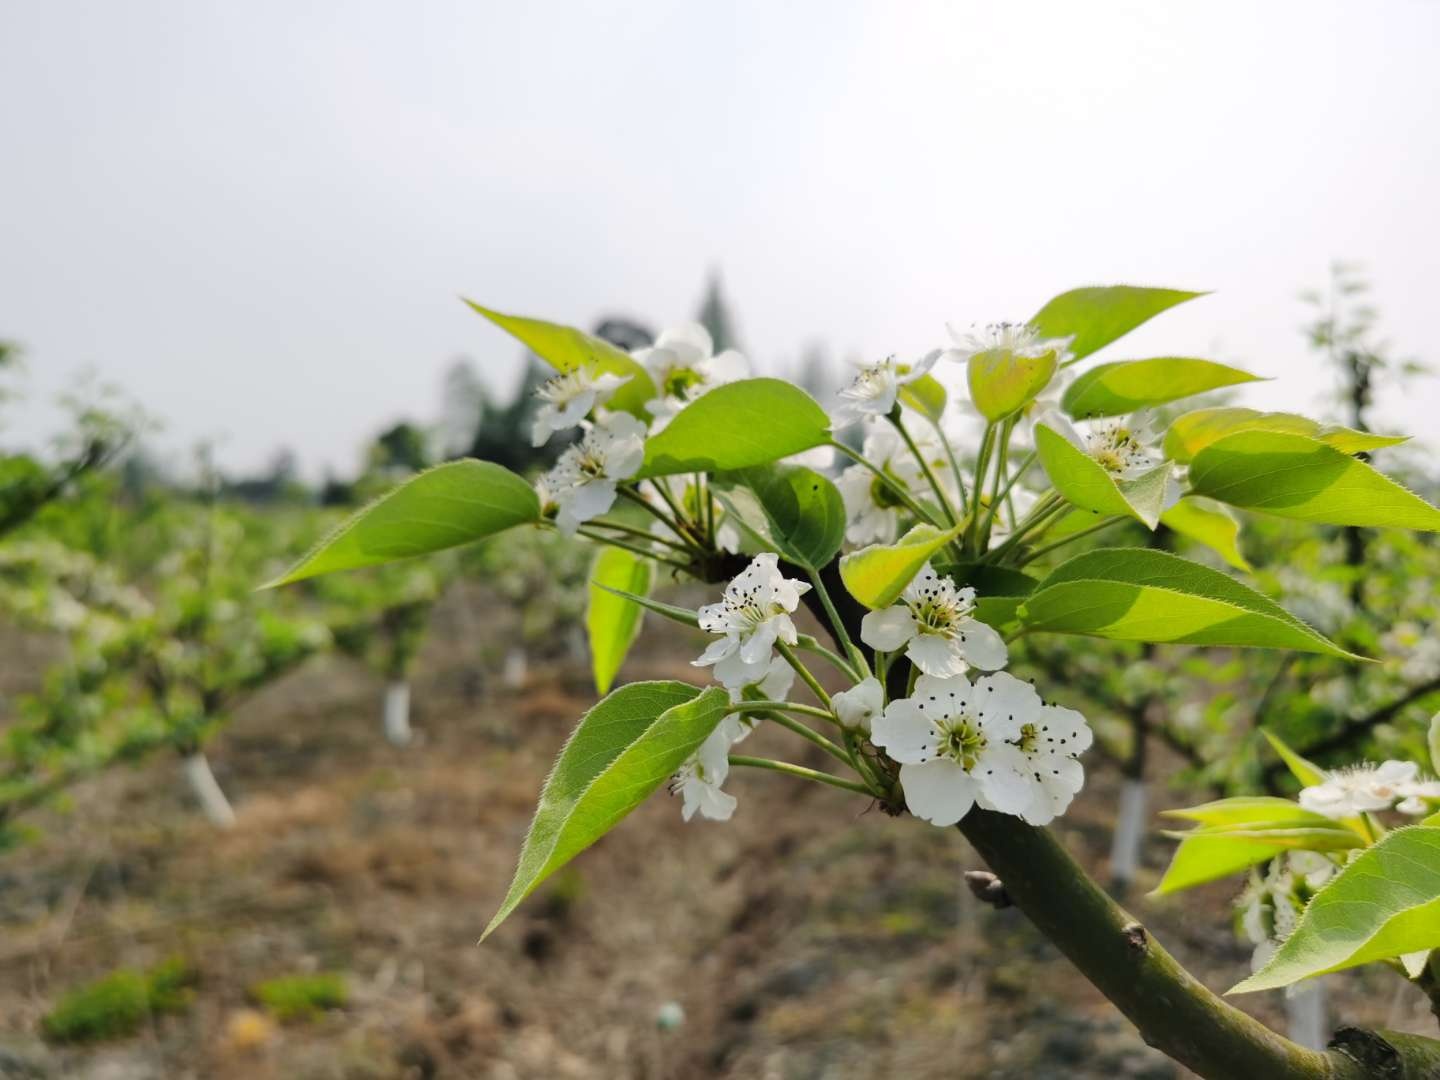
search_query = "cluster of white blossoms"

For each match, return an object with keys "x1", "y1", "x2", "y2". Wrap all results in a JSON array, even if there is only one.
[
  {"x1": 1298, "y1": 759, "x2": 1440, "y2": 818},
  {"x1": 531, "y1": 322, "x2": 754, "y2": 536},
  {"x1": 831, "y1": 352, "x2": 939, "y2": 427},
  {"x1": 1035, "y1": 408, "x2": 1168, "y2": 481},
  {"x1": 860, "y1": 563, "x2": 1009, "y2": 677},
  {"x1": 1237, "y1": 851, "x2": 1335, "y2": 976},
  {"x1": 634, "y1": 323, "x2": 749, "y2": 425},
  {"x1": 680, "y1": 553, "x2": 1092, "y2": 829},
  {"x1": 538, "y1": 412, "x2": 648, "y2": 535},
  {"x1": 835, "y1": 425, "x2": 951, "y2": 545},
  {"x1": 873, "y1": 671, "x2": 1092, "y2": 827}
]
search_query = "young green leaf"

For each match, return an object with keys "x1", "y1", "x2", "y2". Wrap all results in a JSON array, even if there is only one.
[
  {"x1": 898, "y1": 373, "x2": 947, "y2": 423},
  {"x1": 1163, "y1": 407, "x2": 1409, "y2": 464},
  {"x1": 839, "y1": 523, "x2": 963, "y2": 610},
  {"x1": 1231, "y1": 826, "x2": 1440, "y2": 993},
  {"x1": 1061, "y1": 358, "x2": 1262, "y2": 419},
  {"x1": 1160, "y1": 496, "x2": 1251, "y2": 572},
  {"x1": 267, "y1": 461, "x2": 539, "y2": 587},
  {"x1": 587, "y1": 548, "x2": 654, "y2": 695},
  {"x1": 592, "y1": 583, "x2": 700, "y2": 628},
  {"x1": 968, "y1": 346, "x2": 1058, "y2": 421},
  {"x1": 1189, "y1": 430, "x2": 1440, "y2": 531},
  {"x1": 1029, "y1": 285, "x2": 1206, "y2": 362},
  {"x1": 714, "y1": 463, "x2": 845, "y2": 570},
  {"x1": 1260, "y1": 730, "x2": 1328, "y2": 788},
  {"x1": 482, "y1": 683, "x2": 727, "y2": 940},
  {"x1": 638, "y1": 379, "x2": 831, "y2": 478},
  {"x1": 1153, "y1": 797, "x2": 1359, "y2": 895},
  {"x1": 1016, "y1": 548, "x2": 1359, "y2": 658},
  {"x1": 1034, "y1": 424, "x2": 1168, "y2": 528},
  {"x1": 463, "y1": 301, "x2": 655, "y2": 418}
]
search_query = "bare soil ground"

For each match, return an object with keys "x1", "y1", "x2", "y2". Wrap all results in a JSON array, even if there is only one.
[{"x1": 1, "y1": 593, "x2": 1435, "y2": 1079}]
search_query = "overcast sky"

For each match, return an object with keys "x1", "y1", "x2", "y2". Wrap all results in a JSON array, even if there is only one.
[{"x1": 2, "y1": 0, "x2": 1438, "y2": 477}]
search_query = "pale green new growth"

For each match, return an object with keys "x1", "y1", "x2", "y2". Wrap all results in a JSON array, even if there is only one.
[
  {"x1": 638, "y1": 379, "x2": 830, "y2": 478},
  {"x1": 838, "y1": 522, "x2": 963, "y2": 610},
  {"x1": 267, "y1": 460, "x2": 539, "y2": 586},
  {"x1": 1062, "y1": 357, "x2": 1263, "y2": 419},
  {"x1": 1232, "y1": 826, "x2": 1440, "y2": 993},
  {"x1": 1159, "y1": 496, "x2": 1251, "y2": 572},
  {"x1": 1034, "y1": 424, "x2": 1169, "y2": 528},
  {"x1": 481, "y1": 682, "x2": 728, "y2": 940},
  {"x1": 1029, "y1": 285, "x2": 1207, "y2": 362},
  {"x1": 586, "y1": 547, "x2": 653, "y2": 695},
  {"x1": 1017, "y1": 548, "x2": 1358, "y2": 658}
]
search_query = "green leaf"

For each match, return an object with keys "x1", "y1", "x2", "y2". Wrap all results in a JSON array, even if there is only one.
[
  {"x1": 1154, "y1": 798, "x2": 1360, "y2": 895},
  {"x1": 935, "y1": 562, "x2": 1039, "y2": 628},
  {"x1": 839, "y1": 523, "x2": 963, "y2": 610},
  {"x1": 968, "y1": 347, "x2": 1058, "y2": 421},
  {"x1": 1261, "y1": 730, "x2": 1328, "y2": 788},
  {"x1": 1034, "y1": 424, "x2": 1168, "y2": 528},
  {"x1": 482, "y1": 683, "x2": 727, "y2": 940},
  {"x1": 1160, "y1": 496, "x2": 1251, "y2": 572},
  {"x1": 1163, "y1": 407, "x2": 1409, "y2": 464},
  {"x1": 1017, "y1": 548, "x2": 1359, "y2": 658},
  {"x1": 267, "y1": 461, "x2": 539, "y2": 586},
  {"x1": 898, "y1": 373, "x2": 947, "y2": 423},
  {"x1": 638, "y1": 379, "x2": 831, "y2": 478},
  {"x1": 1430, "y1": 712, "x2": 1440, "y2": 777},
  {"x1": 715, "y1": 464, "x2": 845, "y2": 570},
  {"x1": 463, "y1": 301, "x2": 655, "y2": 418},
  {"x1": 1030, "y1": 286, "x2": 1206, "y2": 362},
  {"x1": 593, "y1": 583, "x2": 699, "y2": 628},
  {"x1": 1231, "y1": 826, "x2": 1440, "y2": 993},
  {"x1": 1062, "y1": 358, "x2": 1262, "y2": 419},
  {"x1": 586, "y1": 548, "x2": 654, "y2": 695},
  {"x1": 1189, "y1": 430, "x2": 1440, "y2": 531}
]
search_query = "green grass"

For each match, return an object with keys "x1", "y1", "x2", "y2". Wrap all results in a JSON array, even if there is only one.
[
  {"x1": 41, "y1": 958, "x2": 196, "y2": 1043},
  {"x1": 251, "y1": 972, "x2": 347, "y2": 1023}
]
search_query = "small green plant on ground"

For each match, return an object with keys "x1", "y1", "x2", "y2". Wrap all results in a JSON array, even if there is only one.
[
  {"x1": 250, "y1": 972, "x2": 348, "y2": 1023},
  {"x1": 41, "y1": 958, "x2": 195, "y2": 1043}
]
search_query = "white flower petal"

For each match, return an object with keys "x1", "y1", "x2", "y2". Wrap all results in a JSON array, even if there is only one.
[
  {"x1": 871, "y1": 699, "x2": 936, "y2": 764},
  {"x1": 860, "y1": 606, "x2": 918, "y2": 652},
  {"x1": 971, "y1": 671, "x2": 1039, "y2": 741},
  {"x1": 905, "y1": 632, "x2": 968, "y2": 677},
  {"x1": 832, "y1": 677, "x2": 884, "y2": 732},
  {"x1": 899, "y1": 759, "x2": 976, "y2": 826},
  {"x1": 955, "y1": 618, "x2": 1008, "y2": 672}
]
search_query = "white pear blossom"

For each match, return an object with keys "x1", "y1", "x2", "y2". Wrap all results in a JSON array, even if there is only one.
[
  {"x1": 859, "y1": 563, "x2": 1008, "y2": 677},
  {"x1": 693, "y1": 553, "x2": 811, "y2": 692},
  {"x1": 541, "y1": 412, "x2": 648, "y2": 535},
  {"x1": 943, "y1": 321, "x2": 1071, "y2": 370},
  {"x1": 635, "y1": 323, "x2": 750, "y2": 422},
  {"x1": 1381, "y1": 622, "x2": 1440, "y2": 683},
  {"x1": 831, "y1": 677, "x2": 884, "y2": 732},
  {"x1": 531, "y1": 365, "x2": 630, "y2": 446},
  {"x1": 1034, "y1": 408, "x2": 1166, "y2": 481},
  {"x1": 1298, "y1": 759, "x2": 1431, "y2": 819},
  {"x1": 831, "y1": 351, "x2": 939, "y2": 428},
  {"x1": 871, "y1": 672, "x2": 1036, "y2": 826},
  {"x1": 835, "y1": 425, "x2": 932, "y2": 545},
  {"x1": 673, "y1": 728, "x2": 737, "y2": 822},
  {"x1": 719, "y1": 656, "x2": 797, "y2": 744},
  {"x1": 1004, "y1": 700, "x2": 1093, "y2": 825}
]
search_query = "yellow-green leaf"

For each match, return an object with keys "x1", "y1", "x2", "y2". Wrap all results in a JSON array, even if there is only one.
[
  {"x1": 1189, "y1": 430, "x2": 1440, "y2": 531},
  {"x1": 1034, "y1": 424, "x2": 1168, "y2": 529},
  {"x1": 968, "y1": 347, "x2": 1058, "y2": 421},
  {"x1": 267, "y1": 461, "x2": 539, "y2": 586},
  {"x1": 639, "y1": 379, "x2": 831, "y2": 478},
  {"x1": 898, "y1": 373, "x2": 947, "y2": 423},
  {"x1": 1030, "y1": 285, "x2": 1207, "y2": 362},
  {"x1": 1163, "y1": 407, "x2": 1408, "y2": 464},
  {"x1": 1062, "y1": 358, "x2": 1262, "y2": 419},
  {"x1": 1160, "y1": 496, "x2": 1251, "y2": 571},
  {"x1": 464, "y1": 301, "x2": 655, "y2": 418},
  {"x1": 1261, "y1": 730, "x2": 1328, "y2": 788},
  {"x1": 587, "y1": 547, "x2": 654, "y2": 695},
  {"x1": 839, "y1": 523, "x2": 963, "y2": 610}
]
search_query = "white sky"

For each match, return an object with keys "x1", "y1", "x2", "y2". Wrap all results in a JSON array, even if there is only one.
[{"x1": 2, "y1": 0, "x2": 1438, "y2": 476}]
